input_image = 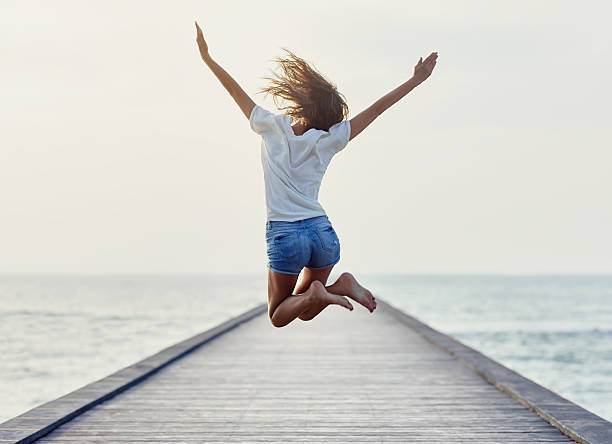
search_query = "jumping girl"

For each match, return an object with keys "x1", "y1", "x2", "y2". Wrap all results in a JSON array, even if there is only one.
[{"x1": 195, "y1": 21, "x2": 437, "y2": 328}]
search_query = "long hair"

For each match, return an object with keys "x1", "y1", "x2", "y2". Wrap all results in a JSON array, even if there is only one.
[{"x1": 258, "y1": 48, "x2": 349, "y2": 132}]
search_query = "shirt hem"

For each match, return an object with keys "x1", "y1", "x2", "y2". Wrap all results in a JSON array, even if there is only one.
[{"x1": 266, "y1": 211, "x2": 328, "y2": 222}]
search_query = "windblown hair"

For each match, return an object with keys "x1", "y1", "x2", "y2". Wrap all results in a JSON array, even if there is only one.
[{"x1": 258, "y1": 48, "x2": 349, "y2": 132}]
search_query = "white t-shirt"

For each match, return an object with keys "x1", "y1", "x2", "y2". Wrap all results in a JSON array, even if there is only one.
[{"x1": 250, "y1": 105, "x2": 351, "y2": 221}]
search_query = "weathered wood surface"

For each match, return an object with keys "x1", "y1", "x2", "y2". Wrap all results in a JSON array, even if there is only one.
[
  {"x1": 22, "y1": 300, "x2": 581, "y2": 443},
  {"x1": 383, "y1": 302, "x2": 612, "y2": 444},
  {"x1": 0, "y1": 304, "x2": 267, "y2": 444}
]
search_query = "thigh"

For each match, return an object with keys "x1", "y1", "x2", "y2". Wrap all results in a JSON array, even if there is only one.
[
  {"x1": 294, "y1": 265, "x2": 335, "y2": 295},
  {"x1": 267, "y1": 268, "x2": 300, "y2": 318}
]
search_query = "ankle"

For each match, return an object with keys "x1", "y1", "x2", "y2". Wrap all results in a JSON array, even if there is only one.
[
  {"x1": 306, "y1": 280, "x2": 324, "y2": 301},
  {"x1": 328, "y1": 273, "x2": 350, "y2": 293},
  {"x1": 338, "y1": 272, "x2": 353, "y2": 284}
]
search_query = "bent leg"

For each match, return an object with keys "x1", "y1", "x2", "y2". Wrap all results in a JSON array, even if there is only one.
[
  {"x1": 267, "y1": 268, "x2": 353, "y2": 328},
  {"x1": 296, "y1": 268, "x2": 377, "y2": 321},
  {"x1": 267, "y1": 269, "x2": 299, "y2": 322},
  {"x1": 294, "y1": 266, "x2": 335, "y2": 321}
]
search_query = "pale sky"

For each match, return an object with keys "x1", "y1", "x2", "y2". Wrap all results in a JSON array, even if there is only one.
[{"x1": 1, "y1": 0, "x2": 610, "y2": 274}]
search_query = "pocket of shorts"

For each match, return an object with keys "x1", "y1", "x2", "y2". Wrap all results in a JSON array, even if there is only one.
[
  {"x1": 315, "y1": 225, "x2": 340, "y2": 251},
  {"x1": 273, "y1": 232, "x2": 299, "y2": 257}
]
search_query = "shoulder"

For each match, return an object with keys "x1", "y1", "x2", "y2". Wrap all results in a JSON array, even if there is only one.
[
  {"x1": 249, "y1": 105, "x2": 282, "y2": 135},
  {"x1": 317, "y1": 119, "x2": 351, "y2": 154},
  {"x1": 328, "y1": 119, "x2": 350, "y2": 137}
]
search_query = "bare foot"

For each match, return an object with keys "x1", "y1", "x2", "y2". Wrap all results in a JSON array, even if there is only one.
[
  {"x1": 308, "y1": 280, "x2": 353, "y2": 312},
  {"x1": 334, "y1": 272, "x2": 377, "y2": 312}
]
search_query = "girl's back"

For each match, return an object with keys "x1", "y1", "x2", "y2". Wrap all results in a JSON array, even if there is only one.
[{"x1": 250, "y1": 105, "x2": 351, "y2": 222}]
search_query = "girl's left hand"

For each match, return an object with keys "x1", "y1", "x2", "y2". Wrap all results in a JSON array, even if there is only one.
[
  {"x1": 195, "y1": 21, "x2": 209, "y2": 59},
  {"x1": 413, "y1": 52, "x2": 438, "y2": 84}
]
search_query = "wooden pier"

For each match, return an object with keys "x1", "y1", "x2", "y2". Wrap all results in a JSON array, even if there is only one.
[{"x1": 2, "y1": 299, "x2": 611, "y2": 443}]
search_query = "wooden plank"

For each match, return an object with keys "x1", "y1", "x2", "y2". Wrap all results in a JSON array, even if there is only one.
[
  {"x1": 27, "y1": 301, "x2": 580, "y2": 443},
  {"x1": 0, "y1": 304, "x2": 266, "y2": 444},
  {"x1": 381, "y1": 299, "x2": 612, "y2": 444}
]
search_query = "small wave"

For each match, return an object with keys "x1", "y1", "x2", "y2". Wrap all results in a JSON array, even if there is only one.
[{"x1": 2, "y1": 310, "x2": 85, "y2": 318}]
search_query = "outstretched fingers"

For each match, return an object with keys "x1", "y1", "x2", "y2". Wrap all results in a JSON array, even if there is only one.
[
  {"x1": 424, "y1": 51, "x2": 438, "y2": 64},
  {"x1": 424, "y1": 52, "x2": 438, "y2": 73},
  {"x1": 194, "y1": 20, "x2": 209, "y2": 56},
  {"x1": 416, "y1": 52, "x2": 438, "y2": 73}
]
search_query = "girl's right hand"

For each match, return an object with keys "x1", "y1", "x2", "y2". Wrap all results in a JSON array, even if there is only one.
[
  {"x1": 413, "y1": 52, "x2": 438, "y2": 83},
  {"x1": 195, "y1": 21, "x2": 209, "y2": 60}
]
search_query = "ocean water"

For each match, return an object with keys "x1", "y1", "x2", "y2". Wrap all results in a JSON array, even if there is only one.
[{"x1": 1, "y1": 274, "x2": 611, "y2": 424}]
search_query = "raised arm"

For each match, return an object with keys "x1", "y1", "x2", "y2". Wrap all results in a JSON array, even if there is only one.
[
  {"x1": 195, "y1": 21, "x2": 255, "y2": 120},
  {"x1": 349, "y1": 52, "x2": 438, "y2": 141}
]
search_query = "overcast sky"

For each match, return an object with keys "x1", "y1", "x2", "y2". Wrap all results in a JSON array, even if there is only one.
[{"x1": 1, "y1": 0, "x2": 610, "y2": 274}]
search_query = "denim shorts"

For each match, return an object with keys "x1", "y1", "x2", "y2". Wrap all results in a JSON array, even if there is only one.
[{"x1": 265, "y1": 215, "x2": 341, "y2": 275}]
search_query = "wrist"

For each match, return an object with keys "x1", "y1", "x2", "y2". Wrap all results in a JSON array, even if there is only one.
[{"x1": 409, "y1": 76, "x2": 423, "y2": 86}]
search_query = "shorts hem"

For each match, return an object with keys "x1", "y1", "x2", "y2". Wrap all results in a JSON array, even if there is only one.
[
  {"x1": 307, "y1": 257, "x2": 340, "y2": 270},
  {"x1": 268, "y1": 266, "x2": 301, "y2": 275}
]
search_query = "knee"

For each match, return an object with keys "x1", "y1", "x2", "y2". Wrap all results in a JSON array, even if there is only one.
[
  {"x1": 268, "y1": 310, "x2": 286, "y2": 328},
  {"x1": 269, "y1": 317, "x2": 285, "y2": 328}
]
